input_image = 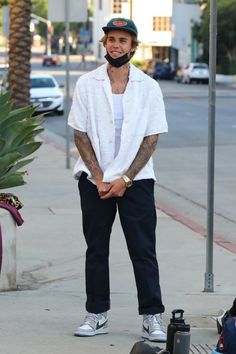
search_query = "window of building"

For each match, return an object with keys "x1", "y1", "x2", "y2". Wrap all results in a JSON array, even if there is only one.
[
  {"x1": 99, "y1": 0, "x2": 102, "y2": 10},
  {"x1": 153, "y1": 17, "x2": 171, "y2": 32},
  {"x1": 113, "y1": 0, "x2": 122, "y2": 14}
]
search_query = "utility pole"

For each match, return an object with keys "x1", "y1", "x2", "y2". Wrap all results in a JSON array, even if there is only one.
[
  {"x1": 31, "y1": 13, "x2": 52, "y2": 55},
  {"x1": 204, "y1": 0, "x2": 217, "y2": 293},
  {"x1": 130, "y1": 0, "x2": 133, "y2": 19},
  {"x1": 64, "y1": 0, "x2": 70, "y2": 169}
]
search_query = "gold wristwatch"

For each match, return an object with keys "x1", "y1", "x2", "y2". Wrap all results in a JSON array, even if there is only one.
[{"x1": 122, "y1": 175, "x2": 133, "y2": 188}]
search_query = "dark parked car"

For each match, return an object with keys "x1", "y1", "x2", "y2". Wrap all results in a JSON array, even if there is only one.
[
  {"x1": 42, "y1": 54, "x2": 61, "y2": 66},
  {"x1": 152, "y1": 62, "x2": 175, "y2": 80}
]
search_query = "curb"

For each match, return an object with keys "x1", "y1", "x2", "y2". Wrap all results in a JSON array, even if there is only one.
[{"x1": 157, "y1": 202, "x2": 236, "y2": 254}]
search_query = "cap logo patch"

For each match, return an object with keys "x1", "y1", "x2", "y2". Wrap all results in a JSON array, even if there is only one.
[{"x1": 113, "y1": 20, "x2": 127, "y2": 27}]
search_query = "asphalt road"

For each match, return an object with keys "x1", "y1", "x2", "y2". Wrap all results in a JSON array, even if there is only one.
[{"x1": 30, "y1": 56, "x2": 236, "y2": 247}]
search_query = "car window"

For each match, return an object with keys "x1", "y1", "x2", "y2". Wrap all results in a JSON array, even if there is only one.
[
  {"x1": 155, "y1": 62, "x2": 171, "y2": 69},
  {"x1": 193, "y1": 64, "x2": 208, "y2": 69},
  {"x1": 31, "y1": 78, "x2": 56, "y2": 88}
]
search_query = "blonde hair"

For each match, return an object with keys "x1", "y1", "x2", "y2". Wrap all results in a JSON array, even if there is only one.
[{"x1": 100, "y1": 33, "x2": 139, "y2": 59}]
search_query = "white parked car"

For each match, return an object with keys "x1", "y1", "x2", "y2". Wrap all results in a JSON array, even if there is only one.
[
  {"x1": 30, "y1": 74, "x2": 64, "y2": 115},
  {"x1": 182, "y1": 63, "x2": 209, "y2": 84}
]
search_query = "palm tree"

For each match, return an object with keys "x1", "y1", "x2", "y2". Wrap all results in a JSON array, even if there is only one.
[{"x1": 8, "y1": 0, "x2": 32, "y2": 108}]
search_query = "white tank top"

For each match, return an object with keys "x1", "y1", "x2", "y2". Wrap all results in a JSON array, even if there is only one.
[{"x1": 112, "y1": 94, "x2": 124, "y2": 157}]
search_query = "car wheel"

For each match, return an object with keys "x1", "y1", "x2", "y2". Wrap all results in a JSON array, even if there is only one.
[{"x1": 57, "y1": 110, "x2": 64, "y2": 116}]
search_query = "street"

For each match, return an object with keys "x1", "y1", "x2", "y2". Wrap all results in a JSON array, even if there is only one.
[{"x1": 32, "y1": 55, "x2": 236, "y2": 248}]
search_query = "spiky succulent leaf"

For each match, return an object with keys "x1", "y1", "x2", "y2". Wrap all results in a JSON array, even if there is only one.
[
  {"x1": 0, "y1": 91, "x2": 44, "y2": 190},
  {"x1": 15, "y1": 142, "x2": 42, "y2": 159},
  {"x1": 0, "y1": 174, "x2": 26, "y2": 189},
  {"x1": 0, "y1": 105, "x2": 36, "y2": 130},
  {"x1": 20, "y1": 128, "x2": 44, "y2": 144},
  {"x1": 0, "y1": 102, "x2": 11, "y2": 125},
  {"x1": 0, "y1": 91, "x2": 11, "y2": 111},
  {"x1": 0, "y1": 137, "x2": 5, "y2": 152},
  {"x1": 0, "y1": 152, "x2": 22, "y2": 175},
  {"x1": 0, "y1": 158, "x2": 34, "y2": 180}
]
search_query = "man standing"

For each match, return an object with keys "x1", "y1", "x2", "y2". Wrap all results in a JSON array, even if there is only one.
[{"x1": 68, "y1": 17, "x2": 168, "y2": 342}]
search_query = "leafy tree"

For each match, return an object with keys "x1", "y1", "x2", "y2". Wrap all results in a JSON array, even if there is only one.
[
  {"x1": 193, "y1": 0, "x2": 236, "y2": 74},
  {"x1": 31, "y1": 0, "x2": 47, "y2": 38},
  {"x1": 217, "y1": 0, "x2": 236, "y2": 73},
  {"x1": 0, "y1": 0, "x2": 8, "y2": 6},
  {"x1": 30, "y1": 0, "x2": 84, "y2": 53},
  {"x1": 0, "y1": 0, "x2": 8, "y2": 35}
]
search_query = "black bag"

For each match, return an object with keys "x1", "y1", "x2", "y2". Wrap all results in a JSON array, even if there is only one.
[
  {"x1": 216, "y1": 298, "x2": 236, "y2": 334},
  {"x1": 129, "y1": 341, "x2": 170, "y2": 354},
  {"x1": 215, "y1": 298, "x2": 236, "y2": 354},
  {"x1": 216, "y1": 317, "x2": 236, "y2": 354}
]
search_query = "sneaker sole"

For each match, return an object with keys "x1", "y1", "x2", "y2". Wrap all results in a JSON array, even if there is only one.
[
  {"x1": 74, "y1": 327, "x2": 108, "y2": 337},
  {"x1": 142, "y1": 331, "x2": 167, "y2": 343}
]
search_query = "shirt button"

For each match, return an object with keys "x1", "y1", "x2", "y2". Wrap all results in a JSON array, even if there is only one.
[
  {"x1": 110, "y1": 120, "x2": 113, "y2": 124},
  {"x1": 109, "y1": 140, "x2": 113, "y2": 144}
]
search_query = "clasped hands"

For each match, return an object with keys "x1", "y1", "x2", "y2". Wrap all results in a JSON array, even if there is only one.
[{"x1": 97, "y1": 178, "x2": 126, "y2": 199}]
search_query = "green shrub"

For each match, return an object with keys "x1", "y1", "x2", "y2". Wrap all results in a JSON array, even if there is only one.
[{"x1": 0, "y1": 91, "x2": 44, "y2": 189}]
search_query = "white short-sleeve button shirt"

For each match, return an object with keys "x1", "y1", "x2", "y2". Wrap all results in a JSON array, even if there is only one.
[{"x1": 68, "y1": 63, "x2": 168, "y2": 184}]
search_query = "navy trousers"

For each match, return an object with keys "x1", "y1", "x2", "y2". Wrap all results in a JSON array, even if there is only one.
[{"x1": 78, "y1": 172, "x2": 165, "y2": 315}]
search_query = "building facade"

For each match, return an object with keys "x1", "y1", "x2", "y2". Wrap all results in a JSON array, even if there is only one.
[{"x1": 92, "y1": 0, "x2": 201, "y2": 68}]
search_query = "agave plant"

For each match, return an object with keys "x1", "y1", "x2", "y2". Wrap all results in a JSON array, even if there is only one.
[{"x1": 0, "y1": 91, "x2": 44, "y2": 190}]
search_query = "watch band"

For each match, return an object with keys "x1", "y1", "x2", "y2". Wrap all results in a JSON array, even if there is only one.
[{"x1": 122, "y1": 175, "x2": 133, "y2": 188}]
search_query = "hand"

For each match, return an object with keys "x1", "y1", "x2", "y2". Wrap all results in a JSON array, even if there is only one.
[
  {"x1": 96, "y1": 180, "x2": 112, "y2": 197},
  {"x1": 100, "y1": 178, "x2": 126, "y2": 199}
]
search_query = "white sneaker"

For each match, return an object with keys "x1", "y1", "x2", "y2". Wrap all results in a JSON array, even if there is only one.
[
  {"x1": 142, "y1": 314, "x2": 167, "y2": 342},
  {"x1": 74, "y1": 312, "x2": 108, "y2": 337}
]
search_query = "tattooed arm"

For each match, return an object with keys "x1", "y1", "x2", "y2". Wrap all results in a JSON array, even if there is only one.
[
  {"x1": 126, "y1": 134, "x2": 159, "y2": 180},
  {"x1": 74, "y1": 129, "x2": 111, "y2": 195},
  {"x1": 100, "y1": 134, "x2": 159, "y2": 199}
]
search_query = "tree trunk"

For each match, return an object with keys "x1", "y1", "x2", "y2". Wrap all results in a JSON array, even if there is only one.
[{"x1": 8, "y1": 0, "x2": 32, "y2": 109}]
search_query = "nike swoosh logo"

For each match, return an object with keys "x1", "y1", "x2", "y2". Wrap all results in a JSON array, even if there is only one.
[
  {"x1": 143, "y1": 325, "x2": 149, "y2": 334},
  {"x1": 96, "y1": 319, "x2": 108, "y2": 330}
]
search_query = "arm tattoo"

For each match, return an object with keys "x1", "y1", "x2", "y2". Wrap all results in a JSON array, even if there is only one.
[
  {"x1": 126, "y1": 134, "x2": 159, "y2": 180},
  {"x1": 74, "y1": 130, "x2": 103, "y2": 181}
]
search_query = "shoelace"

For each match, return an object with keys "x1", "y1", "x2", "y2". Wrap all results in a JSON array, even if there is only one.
[
  {"x1": 83, "y1": 313, "x2": 100, "y2": 329},
  {"x1": 147, "y1": 315, "x2": 166, "y2": 332}
]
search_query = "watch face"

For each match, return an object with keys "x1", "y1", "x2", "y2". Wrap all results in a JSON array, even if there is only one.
[
  {"x1": 122, "y1": 175, "x2": 133, "y2": 187},
  {"x1": 126, "y1": 180, "x2": 133, "y2": 187}
]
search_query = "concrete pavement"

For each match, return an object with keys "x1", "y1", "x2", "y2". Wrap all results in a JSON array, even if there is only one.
[{"x1": 0, "y1": 129, "x2": 235, "y2": 354}]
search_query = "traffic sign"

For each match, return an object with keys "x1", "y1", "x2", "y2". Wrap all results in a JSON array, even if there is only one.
[
  {"x1": 48, "y1": 0, "x2": 87, "y2": 22},
  {"x1": 79, "y1": 30, "x2": 90, "y2": 43}
]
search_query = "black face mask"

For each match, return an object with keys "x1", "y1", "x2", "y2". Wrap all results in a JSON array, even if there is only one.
[{"x1": 105, "y1": 52, "x2": 131, "y2": 68}]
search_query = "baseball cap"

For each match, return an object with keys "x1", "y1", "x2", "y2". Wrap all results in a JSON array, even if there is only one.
[{"x1": 102, "y1": 17, "x2": 138, "y2": 37}]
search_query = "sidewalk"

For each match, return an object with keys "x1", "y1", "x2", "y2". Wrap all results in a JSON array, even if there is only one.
[{"x1": 0, "y1": 131, "x2": 235, "y2": 354}]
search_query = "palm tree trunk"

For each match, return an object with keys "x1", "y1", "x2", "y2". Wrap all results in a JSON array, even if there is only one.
[{"x1": 8, "y1": 0, "x2": 32, "y2": 109}]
